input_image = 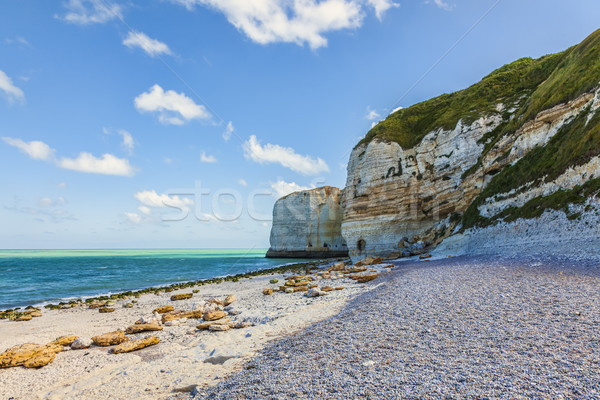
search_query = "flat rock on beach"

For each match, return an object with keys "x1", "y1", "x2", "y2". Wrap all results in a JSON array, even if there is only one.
[{"x1": 192, "y1": 255, "x2": 600, "y2": 399}]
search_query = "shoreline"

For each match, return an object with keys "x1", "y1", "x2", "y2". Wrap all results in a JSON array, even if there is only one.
[
  {"x1": 0, "y1": 258, "x2": 347, "y2": 315},
  {"x1": 0, "y1": 256, "x2": 389, "y2": 400}
]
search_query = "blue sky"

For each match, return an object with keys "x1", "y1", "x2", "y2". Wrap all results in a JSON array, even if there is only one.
[{"x1": 0, "y1": 0, "x2": 598, "y2": 249}]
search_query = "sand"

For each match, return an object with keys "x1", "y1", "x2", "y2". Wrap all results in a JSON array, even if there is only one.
[{"x1": 0, "y1": 261, "x2": 390, "y2": 399}]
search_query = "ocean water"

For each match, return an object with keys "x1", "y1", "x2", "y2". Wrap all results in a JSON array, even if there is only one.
[{"x1": 0, "y1": 249, "x2": 307, "y2": 309}]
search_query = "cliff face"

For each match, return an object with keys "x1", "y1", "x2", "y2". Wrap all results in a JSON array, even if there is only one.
[
  {"x1": 266, "y1": 186, "x2": 348, "y2": 258},
  {"x1": 342, "y1": 29, "x2": 600, "y2": 260}
]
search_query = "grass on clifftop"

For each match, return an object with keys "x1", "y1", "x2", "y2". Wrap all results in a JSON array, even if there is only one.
[{"x1": 361, "y1": 28, "x2": 600, "y2": 151}]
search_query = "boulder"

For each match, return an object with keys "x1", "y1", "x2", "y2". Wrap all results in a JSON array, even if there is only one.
[
  {"x1": 203, "y1": 311, "x2": 227, "y2": 321},
  {"x1": 269, "y1": 279, "x2": 279, "y2": 284},
  {"x1": 125, "y1": 323, "x2": 163, "y2": 334},
  {"x1": 88, "y1": 301, "x2": 106, "y2": 309},
  {"x1": 208, "y1": 324, "x2": 230, "y2": 332},
  {"x1": 332, "y1": 262, "x2": 346, "y2": 271},
  {"x1": 350, "y1": 273, "x2": 379, "y2": 283},
  {"x1": 284, "y1": 288, "x2": 294, "y2": 294},
  {"x1": 170, "y1": 293, "x2": 193, "y2": 301},
  {"x1": 0, "y1": 343, "x2": 63, "y2": 369},
  {"x1": 153, "y1": 305, "x2": 175, "y2": 314},
  {"x1": 262, "y1": 288, "x2": 273, "y2": 296},
  {"x1": 71, "y1": 338, "x2": 93, "y2": 350},
  {"x1": 223, "y1": 294, "x2": 236, "y2": 306},
  {"x1": 98, "y1": 307, "x2": 115, "y2": 313},
  {"x1": 51, "y1": 336, "x2": 79, "y2": 346},
  {"x1": 28, "y1": 310, "x2": 43, "y2": 317},
  {"x1": 91, "y1": 331, "x2": 129, "y2": 347},
  {"x1": 305, "y1": 288, "x2": 327, "y2": 298},
  {"x1": 112, "y1": 336, "x2": 159, "y2": 354},
  {"x1": 15, "y1": 314, "x2": 32, "y2": 322}
]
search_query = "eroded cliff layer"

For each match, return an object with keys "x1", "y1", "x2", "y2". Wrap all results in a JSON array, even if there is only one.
[
  {"x1": 266, "y1": 186, "x2": 348, "y2": 258},
  {"x1": 342, "y1": 29, "x2": 600, "y2": 260}
]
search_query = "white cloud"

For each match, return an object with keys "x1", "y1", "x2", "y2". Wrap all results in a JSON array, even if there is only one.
[
  {"x1": 223, "y1": 121, "x2": 234, "y2": 141},
  {"x1": 200, "y1": 151, "x2": 217, "y2": 163},
  {"x1": 58, "y1": 0, "x2": 123, "y2": 25},
  {"x1": 367, "y1": 0, "x2": 398, "y2": 20},
  {"x1": 117, "y1": 129, "x2": 134, "y2": 154},
  {"x1": 125, "y1": 212, "x2": 142, "y2": 224},
  {"x1": 4, "y1": 37, "x2": 31, "y2": 47},
  {"x1": 134, "y1": 190, "x2": 193, "y2": 209},
  {"x1": 270, "y1": 179, "x2": 313, "y2": 198},
  {"x1": 38, "y1": 196, "x2": 66, "y2": 207},
  {"x1": 238, "y1": 178, "x2": 247, "y2": 187},
  {"x1": 428, "y1": 0, "x2": 454, "y2": 11},
  {"x1": 365, "y1": 106, "x2": 380, "y2": 120},
  {"x1": 164, "y1": 157, "x2": 173, "y2": 164},
  {"x1": 243, "y1": 135, "x2": 329, "y2": 176},
  {"x1": 391, "y1": 105, "x2": 403, "y2": 114},
  {"x1": 0, "y1": 70, "x2": 25, "y2": 104},
  {"x1": 58, "y1": 153, "x2": 136, "y2": 176},
  {"x1": 138, "y1": 205, "x2": 151, "y2": 215},
  {"x1": 58, "y1": 182, "x2": 68, "y2": 189},
  {"x1": 134, "y1": 84, "x2": 211, "y2": 125},
  {"x1": 123, "y1": 31, "x2": 172, "y2": 57},
  {"x1": 169, "y1": 0, "x2": 370, "y2": 49},
  {"x1": 2, "y1": 137, "x2": 55, "y2": 160}
]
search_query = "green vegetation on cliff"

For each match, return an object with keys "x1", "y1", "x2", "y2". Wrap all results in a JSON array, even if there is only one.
[{"x1": 362, "y1": 29, "x2": 600, "y2": 151}]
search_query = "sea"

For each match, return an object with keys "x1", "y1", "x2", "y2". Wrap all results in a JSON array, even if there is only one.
[{"x1": 0, "y1": 249, "x2": 307, "y2": 309}]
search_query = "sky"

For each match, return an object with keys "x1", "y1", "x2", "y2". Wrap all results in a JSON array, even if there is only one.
[{"x1": 0, "y1": 0, "x2": 598, "y2": 249}]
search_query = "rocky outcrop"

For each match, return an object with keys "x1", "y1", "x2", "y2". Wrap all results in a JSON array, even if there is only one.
[{"x1": 266, "y1": 186, "x2": 348, "y2": 258}]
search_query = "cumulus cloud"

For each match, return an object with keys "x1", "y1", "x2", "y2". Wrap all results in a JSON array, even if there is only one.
[
  {"x1": 2, "y1": 137, "x2": 55, "y2": 160},
  {"x1": 117, "y1": 129, "x2": 134, "y2": 154},
  {"x1": 223, "y1": 121, "x2": 234, "y2": 141},
  {"x1": 365, "y1": 106, "x2": 380, "y2": 120},
  {"x1": 125, "y1": 212, "x2": 142, "y2": 224},
  {"x1": 200, "y1": 152, "x2": 217, "y2": 163},
  {"x1": 367, "y1": 0, "x2": 398, "y2": 20},
  {"x1": 243, "y1": 135, "x2": 329, "y2": 176},
  {"x1": 270, "y1": 179, "x2": 313, "y2": 198},
  {"x1": 58, "y1": 153, "x2": 136, "y2": 176},
  {"x1": 123, "y1": 31, "x2": 172, "y2": 57},
  {"x1": 238, "y1": 178, "x2": 248, "y2": 187},
  {"x1": 134, "y1": 84, "x2": 211, "y2": 125},
  {"x1": 58, "y1": 0, "x2": 123, "y2": 25},
  {"x1": 0, "y1": 70, "x2": 25, "y2": 104},
  {"x1": 134, "y1": 190, "x2": 193, "y2": 209},
  {"x1": 169, "y1": 0, "x2": 374, "y2": 49},
  {"x1": 427, "y1": 0, "x2": 454, "y2": 11},
  {"x1": 138, "y1": 205, "x2": 151, "y2": 215}
]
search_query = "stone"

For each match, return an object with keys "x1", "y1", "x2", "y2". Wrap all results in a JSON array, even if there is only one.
[
  {"x1": 284, "y1": 280, "x2": 309, "y2": 287},
  {"x1": 88, "y1": 301, "x2": 106, "y2": 309},
  {"x1": 112, "y1": 336, "x2": 159, "y2": 354},
  {"x1": 334, "y1": 286, "x2": 345, "y2": 290},
  {"x1": 122, "y1": 303, "x2": 134, "y2": 308},
  {"x1": 126, "y1": 323, "x2": 163, "y2": 334},
  {"x1": 350, "y1": 273, "x2": 378, "y2": 283},
  {"x1": 28, "y1": 310, "x2": 43, "y2": 317},
  {"x1": 269, "y1": 279, "x2": 279, "y2": 284},
  {"x1": 263, "y1": 288, "x2": 273, "y2": 296},
  {"x1": 332, "y1": 262, "x2": 346, "y2": 271},
  {"x1": 0, "y1": 343, "x2": 63, "y2": 369},
  {"x1": 321, "y1": 286, "x2": 334, "y2": 292},
  {"x1": 284, "y1": 288, "x2": 295, "y2": 294},
  {"x1": 51, "y1": 336, "x2": 79, "y2": 346},
  {"x1": 154, "y1": 306, "x2": 175, "y2": 314},
  {"x1": 383, "y1": 264, "x2": 394, "y2": 268},
  {"x1": 98, "y1": 307, "x2": 115, "y2": 313},
  {"x1": 224, "y1": 294, "x2": 236, "y2": 306},
  {"x1": 15, "y1": 314, "x2": 32, "y2": 321},
  {"x1": 196, "y1": 319, "x2": 230, "y2": 330},
  {"x1": 209, "y1": 298, "x2": 224, "y2": 306},
  {"x1": 91, "y1": 331, "x2": 129, "y2": 347},
  {"x1": 293, "y1": 286, "x2": 309, "y2": 292},
  {"x1": 164, "y1": 318, "x2": 188, "y2": 326},
  {"x1": 266, "y1": 187, "x2": 348, "y2": 259},
  {"x1": 419, "y1": 254, "x2": 432, "y2": 259},
  {"x1": 170, "y1": 293, "x2": 193, "y2": 301},
  {"x1": 208, "y1": 324, "x2": 230, "y2": 332},
  {"x1": 71, "y1": 338, "x2": 93, "y2": 350},
  {"x1": 305, "y1": 288, "x2": 327, "y2": 298},
  {"x1": 203, "y1": 311, "x2": 227, "y2": 321}
]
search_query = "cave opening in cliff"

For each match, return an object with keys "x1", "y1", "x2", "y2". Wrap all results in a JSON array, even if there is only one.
[{"x1": 357, "y1": 239, "x2": 366, "y2": 253}]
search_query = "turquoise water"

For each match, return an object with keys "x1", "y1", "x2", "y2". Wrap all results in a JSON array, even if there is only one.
[{"x1": 0, "y1": 249, "x2": 306, "y2": 309}]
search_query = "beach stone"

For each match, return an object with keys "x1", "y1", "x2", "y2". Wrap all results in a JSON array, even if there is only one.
[
  {"x1": 209, "y1": 324, "x2": 230, "y2": 332},
  {"x1": 224, "y1": 294, "x2": 236, "y2": 306},
  {"x1": 334, "y1": 286, "x2": 345, "y2": 290},
  {"x1": 98, "y1": 307, "x2": 115, "y2": 313},
  {"x1": 71, "y1": 338, "x2": 93, "y2": 350},
  {"x1": 88, "y1": 301, "x2": 106, "y2": 309},
  {"x1": 203, "y1": 311, "x2": 227, "y2": 321},
  {"x1": 126, "y1": 323, "x2": 163, "y2": 334},
  {"x1": 263, "y1": 288, "x2": 274, "y2": 295},
  {"x1": 164, "y1": 318, "x2": 187, "y2": 327},
  {"x1": 321, "y1": 286, "x2": 334, "y2": 292},
  {"x1": 345, "y1": 266, "x2": 367, "y2": 273},
  {"x1": 122, "y1": 303, "x2": 134, "y2": 308},
  {"x1": 112, "y1": 336, "x2": 159, "y2": 354},
  {"x1": 332, "y1": 262, "x2": 346, "y2": 271},
  {"x1": 293, "y1": 286, "x2": 309, "y2": 292},
  {"x1": 92, "y1": 331, "x2": 129, "y2": 346},
  {"x1": 138, "y1": 313, "x2": 161, "y2": 325},
  {"x1": 28, "y1": 310, "x2": 43, "y2": 317},
  {"x1": 284, "y1": 288, "x2": 294, "y2": 294},
  {"x1": 209, "y1": 298, "x2": 225, "y2": 306},
  {"x1": 197, "y1": 319, "x2": 230, "y2": 330},
  {"x1": 0, "y1": 343, "x2": 63, "y2": 369},
  {"x1": 305, "y1": 288, "x2": 327, "y2": 298},
  {"x1": 51, "y1": 336, "x2": 79, "y2": 346},
  {"x1": 170, "y1": 293, "x2": 193, "y2": 301},
  {"x1": 419, "y1": 254, "x2": 432, "y2": 259},
  {"x1": 269, "y1": 279, "x2": 279, "y2": 284},
  {"x1": 350, "y1": 273, "x2": 379, "y2": 283},
  {"x1": 15, "y1": 314, "x2": 32, "y2": 321},
  {"x1": 230, "y1": 321, "x2": 252, "y2": 329}
]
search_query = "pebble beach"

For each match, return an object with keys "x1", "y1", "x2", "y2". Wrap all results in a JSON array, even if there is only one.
[{"x1": 192, "y1": 255, "x2": 600, "y2": 399}]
